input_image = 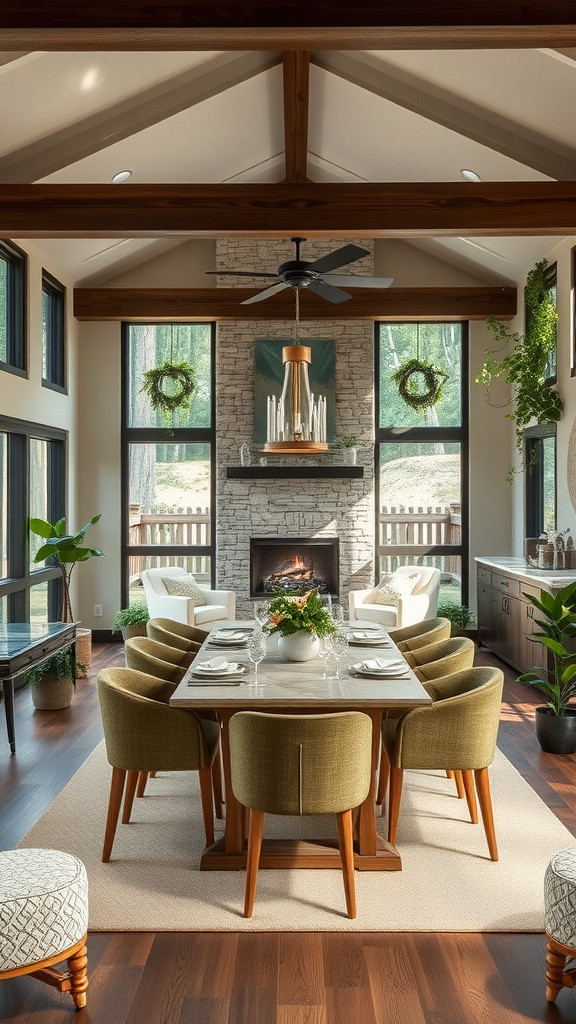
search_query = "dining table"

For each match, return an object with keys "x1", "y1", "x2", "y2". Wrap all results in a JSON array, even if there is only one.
[{"x1": 169, "y1": 620, "x2": 432, "y2": 872}]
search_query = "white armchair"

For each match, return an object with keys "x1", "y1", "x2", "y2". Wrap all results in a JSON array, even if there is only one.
[
  {"x1": 348, "y1": 566, "x2": 441, "y2": 630},
  {"x1": 140, "y1": 567, "x2": 235, "y2": 628}
]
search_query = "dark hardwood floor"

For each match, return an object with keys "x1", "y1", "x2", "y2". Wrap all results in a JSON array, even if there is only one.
[{"x1": 2, "y1": 642, "x2": 576, "y2": 1023}]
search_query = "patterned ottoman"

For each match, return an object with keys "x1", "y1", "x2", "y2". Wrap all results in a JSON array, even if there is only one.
[
  {"x1": 0, "y1": 848, "x2": 88, "y2": 1009},
  {"x1": 545, "y1": 847, "x2": 576, "y2": 1002}
]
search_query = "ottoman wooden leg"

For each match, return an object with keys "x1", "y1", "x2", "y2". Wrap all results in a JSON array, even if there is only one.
[
  {"x1": 546, "y1": 935, "x2": 576, "y2": 1003},
  {"x1": 68, "y1": 939, "x2": 89, "y2": 1009}
]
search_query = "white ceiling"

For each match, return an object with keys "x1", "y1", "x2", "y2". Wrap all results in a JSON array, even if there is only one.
[{"x1": 0, "y1": 46, "x2": 573, "y2": 284}]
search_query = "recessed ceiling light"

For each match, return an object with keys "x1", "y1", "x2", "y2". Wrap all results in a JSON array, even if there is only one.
[
  {"x1": 80, "y1": 67, "x2": 99, "y2": 91},
  {"x1": 460, "y1": 168, "x2": 482, "y2": 182},
  {"x1": 111, "y1": 170, "x2": 132, "y2": 184}
]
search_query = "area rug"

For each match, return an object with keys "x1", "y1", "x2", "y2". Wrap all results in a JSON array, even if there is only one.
[{"x1": 17, "y1": 741, "x2": 575, "y2": 932}]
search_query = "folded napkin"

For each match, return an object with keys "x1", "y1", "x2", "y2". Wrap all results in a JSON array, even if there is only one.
[
  {"x1": 195, "y1": 656, "x2": 237, "y2": 673},
  {"x1": 212, "y1": 631, "x2": 249, "y2": 641},
  {"x1": 360, "y1": 657, "x2": 406, "y2": 672}
]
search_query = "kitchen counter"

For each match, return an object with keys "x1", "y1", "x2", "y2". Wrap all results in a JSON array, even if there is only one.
[{"x1": 475, "y1": 556, "x2": 576, "y2": 592}]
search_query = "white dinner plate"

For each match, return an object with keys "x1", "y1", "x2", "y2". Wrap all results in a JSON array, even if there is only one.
[
  {"x1": 349, "y1": 660, "x2": 410, "y2": 678},
  {"x1": 191, "y1": 664, "x2": 248, "y2": 680}
]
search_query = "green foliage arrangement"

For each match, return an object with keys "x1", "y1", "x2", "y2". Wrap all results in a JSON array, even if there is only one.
[
  {"x1": 436, "y1": 600, "x2": 475, "y2": 632},
  {"x1": 476, "y1": 260, "x2": 561, "y2": 483},
  {"x1": 518, "y1": 582, "x2": 576, "y2": 716},
  {"x1": 29, "y1": 515, "x2": 105, "y2": 622},
  {"x1": 24, "y1": 649, "x2": 83, "y2": 686},
  {"x1": 391, "y1": 358, "x2": 449, "y2": 413},
  {"x1": 140, "y1": 360, "x2": 197, "y2": 429},
  {"x1": 111, "y1": 604, "x2": 149, "y2": 634},
  {"x1": 332, "y1": 435, "x2": 360, "y2": 449},
  {"x1": 265, "y1": 589, "x2": 337, "y2": 638}
]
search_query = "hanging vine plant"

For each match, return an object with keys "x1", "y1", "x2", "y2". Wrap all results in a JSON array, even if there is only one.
[
  {"x1": 476, "y1": 259, "x2": 561, "y2": 482},
  {"x1": 391, "y1": 357, "x2": 449, "y2": 413},
  {"x1": 140, "y1": 360, "x2": 197, "y2": 429}
]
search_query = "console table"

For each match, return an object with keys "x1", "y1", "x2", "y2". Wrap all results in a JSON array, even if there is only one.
[{"x1": 0, "y1": 623, "x2": 77, "y2": 754}]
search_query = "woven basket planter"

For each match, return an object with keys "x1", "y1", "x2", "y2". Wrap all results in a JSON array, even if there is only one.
[
  {"x1": 76, "y1": 628, "x2": 92, "y2": 678},
  {"x1": 31, "y1": 673, "x2": 74, "y2": 710}
]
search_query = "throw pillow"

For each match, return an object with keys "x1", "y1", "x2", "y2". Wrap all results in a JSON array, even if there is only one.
[
  {"x1": 362, "y1": 571, "x2": 421, "y2": 606},
  {"x1": 162, "y1": 575, "x2": 206, "y2": 607}
]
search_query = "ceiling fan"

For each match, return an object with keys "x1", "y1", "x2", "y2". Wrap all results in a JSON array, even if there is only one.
[{"x1": 206, "y1": 237, "x2": 394, "y2": 305}]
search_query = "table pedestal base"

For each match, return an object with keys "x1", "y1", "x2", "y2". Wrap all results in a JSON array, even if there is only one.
[{"x1": 200, "y1": 835, "x2": 401, "y2": 871}]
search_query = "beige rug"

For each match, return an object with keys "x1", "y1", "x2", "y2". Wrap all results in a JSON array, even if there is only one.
[{"x1": 17, "y1": 741, "x2": 575, "y2": 932}]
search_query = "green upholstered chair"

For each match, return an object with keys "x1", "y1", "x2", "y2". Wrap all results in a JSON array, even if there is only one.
[
  {"x1": 404, "y1": 636, "x2": 475, "y2": 682},
  {"x1": 229, "y1": 711, "x2": 373, "y2": 920},
  {"x1": 146, "y1": 617, "x2": 207, "y2": 655},
  {"x1": 388, "y1": 617, "x2": 451, "y2": 653},
  {"x1": 381, "y1": 666, "x2": 504, "y2": 861},
  {"x1": 124, "y1": 635, "x2": 187, "y2": 682},
  {"x1": 97, "y1": 667, "x2": 220, "y2": 862}
]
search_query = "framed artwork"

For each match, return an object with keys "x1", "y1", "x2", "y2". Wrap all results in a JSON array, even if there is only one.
[{"x1": 254, "y1": 339, "x2": 336, "y2": 445}]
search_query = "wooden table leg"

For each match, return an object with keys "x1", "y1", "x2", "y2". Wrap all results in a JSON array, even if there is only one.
[
  {"x1": 357, "y1": 708, "x2": 382, "y2": 856},
  {"x1": 2, "y1": 678, "x2": 16, "y2": 755},
  {"x1": 218, "y1": 709, "x2": 244, "y2": 855}
]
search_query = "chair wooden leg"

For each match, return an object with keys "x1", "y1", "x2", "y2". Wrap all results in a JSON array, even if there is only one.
[
  {"x1": 387, "y1": 766, "x2": 404, "y2": 845},
  {"x1": 462, "y1": 769, "x2": 478, "y2": 823},
  {"x1": 122, "y1": 770, "x2": 139, "y2": 824},
  {"x1": 67, "y1": 939, "x2": 89, "y2": 1009},
  {"x1": 212, "y1": 749, "x2": 224, "y2": 819},
  {"x1": 474, "y1": 767, "x2": 498, "y2": 861},
  {"x1": 545, "y1": 935, "x2": 576, "y2": 1002},
  {"x1": 244, "y1": 808, "x2": 265, "y2": 918},
  {"x1": 453, "y1": 769, "x2": 465, "y2": 800},
  {"x1": 198, "y1": 767, "x2": 215, "y2": 847},
  {"x1": 336, "y1": 809, "x2": 357, "y2": 919},
  {"x1": 376, "y1": 746, "x2": 390, "y2": 807},
  {"x1": 446, "y1": 769, "x2": 454, "y2": 779},
  {"x1": 136, "y1": 770, "x2": 148, "y2": 798},
  {"x1": 102, "y1": 767, "x2": 126, "y2": 863}
]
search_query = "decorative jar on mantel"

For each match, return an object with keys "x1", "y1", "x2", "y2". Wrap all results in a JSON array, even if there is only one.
[{"x1": 277, "y1": 630, "x2": 320, "y2": 662}]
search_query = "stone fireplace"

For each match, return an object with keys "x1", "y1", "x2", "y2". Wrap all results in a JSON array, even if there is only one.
[{"x1": 250, "y1": 537, "x2": 340, "y2": 598}]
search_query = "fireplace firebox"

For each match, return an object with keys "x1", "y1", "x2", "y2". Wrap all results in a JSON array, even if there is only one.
[{"x1": 250, "y1": 538, "x2": 339, "y2": 599}]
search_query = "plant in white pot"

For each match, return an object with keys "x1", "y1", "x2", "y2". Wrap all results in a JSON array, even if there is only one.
[
  {"x1": 518, "y1": 581, "x2": 576, "y2": 754},
  {"x1": 265, "y1": 588, "x2": 336, "y2": 661},
  {"x1": 24, "y1": 649, "x2": 83, "y2": 710},
  {"x1": 111, "y1": 604, "x2": 149, "y2": 641},
  {"x1": 29, "y1": 514, "x2": 105, "y2": 676},
  {"x1": 333, "y1": 435, "x2": 360, "y2": 466}
]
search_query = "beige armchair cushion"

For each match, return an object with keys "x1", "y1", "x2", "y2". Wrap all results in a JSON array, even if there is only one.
[{"x1": 162, "y1": 574, "x2": 207, "y2": 607}]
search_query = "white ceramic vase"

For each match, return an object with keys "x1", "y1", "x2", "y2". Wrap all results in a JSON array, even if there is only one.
[
  {"x1": 343, "y1": 447, "x2": 357, "y2": 466},
  {"x1": 277, "y1": 630, "x2": 320, "y2": 662}
]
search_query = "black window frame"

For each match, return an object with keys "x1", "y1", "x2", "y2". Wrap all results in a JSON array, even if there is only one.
[
  {"x1": 120, "y1": 321, "x2": 216, "y2": 608},
  {"x1": 375, "y1": 321, "x2": 469, "y2": 604},
  {"x1": 0, "y1": 415, "x2": 66, "y2": 623},
  {"x1": 0, "y1": 240, "x2": 26, "y2": 378},
  {"x1": 525, "y1": 423, "x2": 557, "y2": 540},
  {"x1": 41, "y1": 269, "x2": 66, "y2": 392}
]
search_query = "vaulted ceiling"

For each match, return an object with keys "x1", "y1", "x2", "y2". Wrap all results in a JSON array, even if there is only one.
[{"x1": 1, "y1": 24, "x2": 575, "y2": 285}]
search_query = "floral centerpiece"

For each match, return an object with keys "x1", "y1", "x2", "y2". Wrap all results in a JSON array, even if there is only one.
[{"x1": 265, "y1": 589, "x2": 336, "y2": 662}]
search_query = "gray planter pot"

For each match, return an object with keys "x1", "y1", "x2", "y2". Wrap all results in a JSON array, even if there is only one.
[
  {"x1": 31, "y1": 673, "x2": 74, "y2": 710},
  {"x1": 121, "y1": 623, "x2": 148, "y2": 641},
  {"x1": 535, "y1": 706, "x2": 576, "y2": 754}
]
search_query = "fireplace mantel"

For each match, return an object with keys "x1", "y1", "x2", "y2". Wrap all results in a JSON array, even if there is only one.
[{"x1": 226, "y1": 465, "x2": 363, "y2": 479}]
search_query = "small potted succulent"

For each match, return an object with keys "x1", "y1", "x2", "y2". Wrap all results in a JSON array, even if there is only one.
[
  {"x1": 24, "y1": 649, "x2": 84, "y2": 710},
  {"x1": 333, "y1": 435, "x2": 360, "y2": 466},
  {"x1": 436, "y1": 601, "x2": 475, "y2": 637},
  {"x1": 111, "y1": 604, "x2": 149, "y2": 641}
]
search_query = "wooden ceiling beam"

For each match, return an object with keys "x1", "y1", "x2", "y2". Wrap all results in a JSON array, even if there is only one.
[
  {"x1": 283, "y1": 51, "x2": 310, "y2": 184},
  {"x1": 4, "y1": 182, "x2": 576, "y2": 237},
  {"x1": 4, "y1": 27, "x2": 576, "y2": 51},
  {"x1": 73, "y1": 286, "x2": 517, "y2": 322}
]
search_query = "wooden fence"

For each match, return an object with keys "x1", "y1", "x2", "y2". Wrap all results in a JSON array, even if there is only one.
[
  {"x1": 129, "y1": 504, "x2": 211, "y2": 582},
  {"x1": 379, "y1": 503, "x2": 461, "y2": 576}
]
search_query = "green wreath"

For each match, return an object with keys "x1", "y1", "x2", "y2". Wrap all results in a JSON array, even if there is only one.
[
  {"x1": 140, "y1": 360, "x2": 197, "y2": 427},
  {"x1": 391, "y1": 358, "x2": 449, "y2": 413}
]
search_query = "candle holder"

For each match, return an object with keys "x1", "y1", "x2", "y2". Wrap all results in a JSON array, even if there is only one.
[{"x1": 265, "y1": 345, "x2": 328, "y2": 454}]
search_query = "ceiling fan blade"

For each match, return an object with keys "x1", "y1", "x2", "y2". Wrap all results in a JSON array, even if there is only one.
[
  {"x1": 323, "y1": 275, "x2": 394, "y2": 288},
  {"x1": 205, "y1": 270, "x2": 278, "y2": 278},
  {"x1": 306, "y1": 279, "x2": 351, "y2": 304},
  {"x1": 241, "y1": 282, "x2": 289, "y2": 305},
  {"x1": 308, "y1": 244, "x2": 371, "y2": 275}
]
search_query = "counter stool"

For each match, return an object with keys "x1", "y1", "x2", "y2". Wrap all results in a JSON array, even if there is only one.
[
  {"x1": 0, "y1": 848, "x2": 89, "y2": 1010},
  {"x1": 545, "y1": 848, "x2": 576, "y2": 1002}
]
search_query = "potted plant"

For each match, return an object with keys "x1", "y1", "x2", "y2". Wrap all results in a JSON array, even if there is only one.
[
  {"x1": 333, "y1": 435, "x2": 361, "y2": 466},
  {"x1": 518, "y1": 581, "x2": 576, "y2": 754},
  {"x1": 111, "y1": 604, "x2": 149, "y2": 641},
  {"x1": 29, "y1": 514, "x2": 105, "y2": 677},
  {"x1": 436, "y1": 600, "x2": 475, "y2": 637},
  {"x1": 265, "y1": 588, "x2": 336, "y2": 661},
  {"x1": 24, "y1": 649, "x2": 83, "y2": 711}
]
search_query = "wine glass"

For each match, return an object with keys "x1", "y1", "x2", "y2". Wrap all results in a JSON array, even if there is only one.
[
  {"x1": 319, "y1": 633, "x2": 334, "y2": 680},
  {"x1": 246, "y1": 629, "x2": 267, "y2": 686},
  {"x1": 319, "y1": 593, "x2": 332, "y2": 615},
  {"x1": 331, "y1": 603, "x2": 344, "y2": 626},
  {"x1": 254, "y1": 600, "x2": 270, "y2": 628},
  {"x1": 328, "y1": 630, "x2": 348, "y2": 680}
]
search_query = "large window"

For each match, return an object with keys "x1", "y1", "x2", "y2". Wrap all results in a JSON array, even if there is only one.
[
  {"x1": 0, "y1": 240, "x2": 26, "y2": 376},
  {"x1": 42, "y1": 270, "x2": 65, "y2": 391},
  {"x1": 376, "y1": 323, "x2": 468, "y2": 603},
  {"x1": 525, "y1": 425, "x2": 556, "y2": 539},
  {"x1": 122, "y1": 323, "x2": 215, "y2": 606},
  {"x1": 0, "y1": 417, "x2": 66, "y2": 622}
]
